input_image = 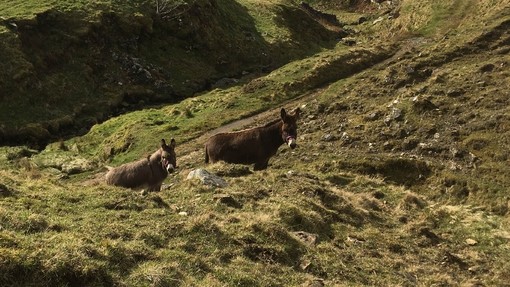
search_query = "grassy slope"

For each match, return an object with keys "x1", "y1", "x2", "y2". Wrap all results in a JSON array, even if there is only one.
[
  {"x1": 1, "y1": 0, "x2": 510, "y2": 286},
  {"x1": 0, "y1": 0, "x2": 340, "y2": 146},
  {"x1": 0, "y1": 0, "x2": 146, "y2": 17}
]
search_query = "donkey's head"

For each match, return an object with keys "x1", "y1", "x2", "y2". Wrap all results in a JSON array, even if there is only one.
[
  {"x1": 160, "y1": 138, "x2": 177, "y2": 173},
  {"x1": 280, "y1": 108, "x2": 301, "y2": 149}
]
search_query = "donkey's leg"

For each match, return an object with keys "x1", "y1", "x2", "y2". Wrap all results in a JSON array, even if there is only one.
[
  {"x1": 147, "y1": 183, "x2": 162, "y2": 192},
  {"x1": 253, "y1": 159, "x2": 269, "y2": 171}
]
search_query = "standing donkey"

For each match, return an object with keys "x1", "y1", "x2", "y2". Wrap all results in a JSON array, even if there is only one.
[
  {"x1": 106, "y1": 138, "x2": 177, "y2": 191},
  {"x1": 204, "y1": 108, "x2": 301, "y2": 170}
]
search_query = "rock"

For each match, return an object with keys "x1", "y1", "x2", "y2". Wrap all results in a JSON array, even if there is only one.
[
  {"x1": 384, "y1": 108, "x2": 403, "y2": 124},
  {"x1": 405, "y1": 66, "x2": 415, "y2": 75},
  {"x1": 340, "y1": 132, "x2": 351, "y2": 143},
  {"x1": 186, "y1": 169, "x2": 228, "y2": 188},
  {"x1": 365, "y1": 111, "x2": 381, "y2": 121},
  {"x1": 322, "y1": 133, "x2": 336, "y2": 142},
  {"x1": 442, "y1": 251, "x2": 468, "y2": 269},
  {"x1": 402, "y1": 138, "x2": 419, "y2": 150},
  {"x1": 300, "y1": 259, "x2": 312, "y2": 271},
  {"x1": 466, "y1": 238, "x2": 478, "y2": 246},
  {"x1": 450, "y1": 147, "x2": 465, "y2": 158},
  {"x1": 412, "y1": 96, "x2": 438, "y2": 112},
  {"x1": 383, "y1": 141, "x2": 394, "y2": 150},
  {"x1": 292, "y1": 231, "x2": 319, "y2": 246},
  {"x1": 373, "y1": 17, "x2": 384, "y2": 25},
  {"x1": 61, "y1": 158, "x2": 96, "y2": 174},
  {"x1": 342, "y1": 37, "x2": 356, "y2": 46},
  {"x1": 469, "y1": 152, "x2": 479, "y2": 164},
  {"x1": 446, "y1": 89, "x2": 464, "y2": 97},
  {"x1": 368, "y1": 142, "x2": 376, "y2": 152},
  {"x1": 35, "y1": 153, "x2": 96, "y2": 174}
]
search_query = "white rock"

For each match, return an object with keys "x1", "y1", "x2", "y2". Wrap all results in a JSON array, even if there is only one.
[{"x1": 186, "y1": 169, "x2": 228, "y2": 188}]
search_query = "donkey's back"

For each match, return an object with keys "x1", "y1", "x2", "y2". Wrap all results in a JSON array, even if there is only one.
[{"x1": 205, "y1": 128, "x2": 267, "y2": 165}]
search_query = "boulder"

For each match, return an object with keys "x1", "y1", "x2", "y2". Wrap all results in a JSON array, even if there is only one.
[
  {"x1": 61, "y1": 158, "x2": 97, "y2": 174},
  {"x1": 186, "y1": 169, "x2": 228, "y2": 188}
]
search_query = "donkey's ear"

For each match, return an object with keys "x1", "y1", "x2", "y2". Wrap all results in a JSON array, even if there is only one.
[
  {"x1": 293, "y1": 107, "x2": 301, "y2": 119},
  {"x1": 160, "y1": 139, "x2": 167, "y2": 147},
  {"x1": 169, "y1": 138, "x2": 176, "y2": 149},
  {"x1": 280, "y1": 108, "x2": 287, "y2": 121}
]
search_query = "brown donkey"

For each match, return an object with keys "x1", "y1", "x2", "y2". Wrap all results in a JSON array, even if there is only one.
[
  {"x1": 205, "y1": 108, "x2": 301, "y2": 170},
  {"x1": 106, "y1": 139, "x2": 177, "y2": 191}
]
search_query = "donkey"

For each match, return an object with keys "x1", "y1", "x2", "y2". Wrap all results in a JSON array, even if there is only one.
[
  {"x1": 106, "y1": 138, "x2": 177, "y2": 191},
  {"x1": 204, "y1": 108, "x2": 301, "y2": 170}
]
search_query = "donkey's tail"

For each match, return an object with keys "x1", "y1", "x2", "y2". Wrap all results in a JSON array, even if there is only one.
[{"x1": 204, "y1": 145, "x2": 209, "y2": 164}]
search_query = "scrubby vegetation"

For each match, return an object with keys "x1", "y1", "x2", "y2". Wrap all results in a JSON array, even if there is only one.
[{"x1": 1, "y1": 0, "x2": 509, "y2": 286}]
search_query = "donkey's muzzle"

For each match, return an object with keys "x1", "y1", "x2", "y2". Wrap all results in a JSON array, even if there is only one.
[
  {"x1": 165, "y1": 163, "x2": 175, "y2": 173},
  {"x1": 287, "y1": 137, "x2": 297, "y2": 149}
]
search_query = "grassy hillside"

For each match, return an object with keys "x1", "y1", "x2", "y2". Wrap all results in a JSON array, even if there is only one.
[
  {"x1": 0, "y1": 0, "x2": 342, "y2": 146},
  {"x1": 1, "y1": 0, "x2": 510, "y2": 286}
]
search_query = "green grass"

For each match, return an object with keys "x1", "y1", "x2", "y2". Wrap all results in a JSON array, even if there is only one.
[
  {"x1": 417, "y1": 0, "x2": 475, "y2": 36},
  {"x1": 0, "y1": 0, "x2": 149, "y2": 19}
]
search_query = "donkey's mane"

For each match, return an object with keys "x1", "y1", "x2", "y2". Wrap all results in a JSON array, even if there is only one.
[{"x1": 148, "y1": 148, "x2": 162, "y2": 161}]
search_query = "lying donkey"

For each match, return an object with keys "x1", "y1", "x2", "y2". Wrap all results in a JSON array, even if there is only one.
[
  {"x1": 106, "y1": 138, "x2": 177, "y2": 191},
  {"x1": 205, "y1": 108, "x2": 301, "y2": 170}
]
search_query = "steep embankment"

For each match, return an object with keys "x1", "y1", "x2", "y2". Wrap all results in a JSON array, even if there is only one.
[{"x1": 0, "y1": 0, "x2": 342, "y2": 146}]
